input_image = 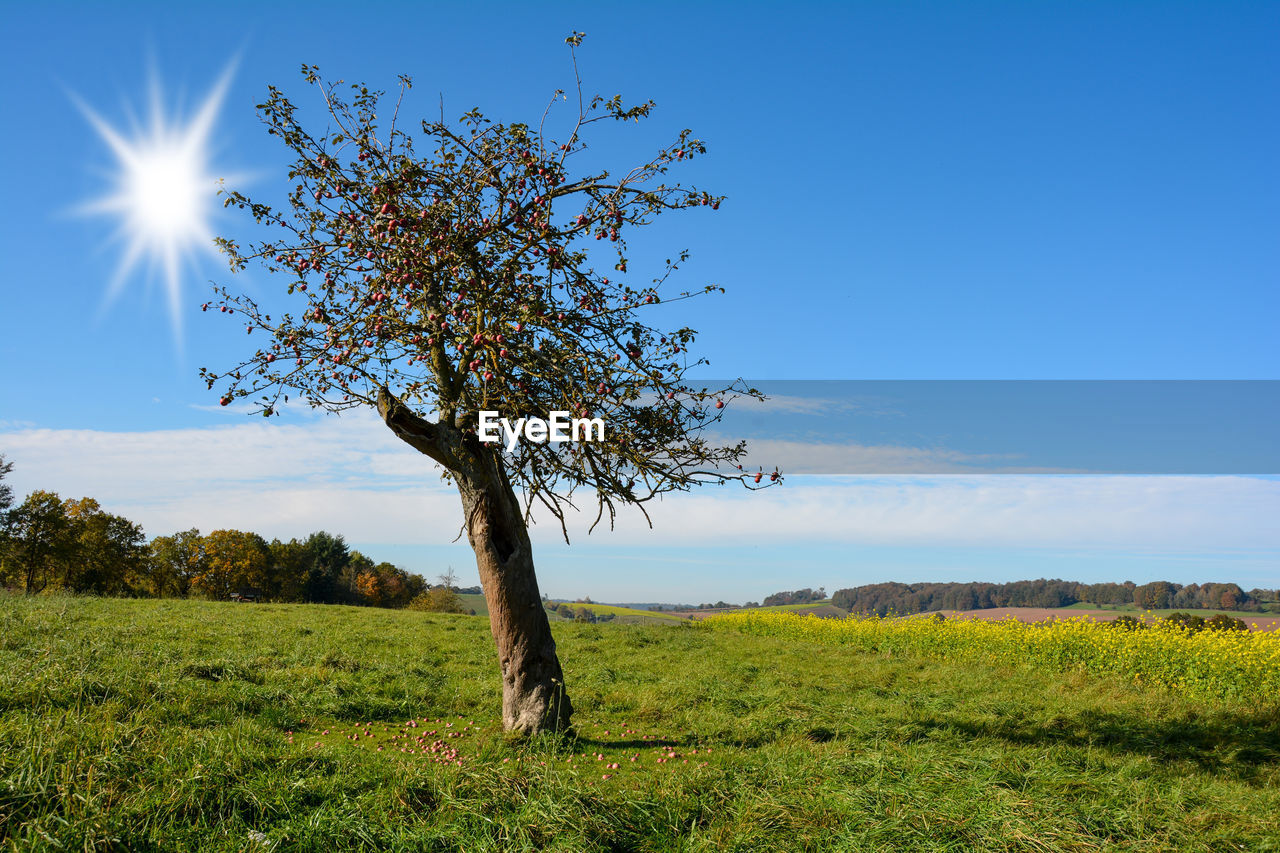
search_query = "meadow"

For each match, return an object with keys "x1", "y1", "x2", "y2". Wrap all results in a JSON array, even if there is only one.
[
  {"x1": 707, "y1": 611, "x2": 1280, "y2": 701},
  {"x1": 546, "y1": 602, "x2": 690, "y2": 625},
  {"x1": 2, "y1": 595, "x2": 1278, "y2": 851}
]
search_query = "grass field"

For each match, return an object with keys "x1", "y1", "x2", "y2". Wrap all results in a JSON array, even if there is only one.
[
  {"x1": 709, "y1": 611, "x2": 1280, "y2": 700},
  {"x1": 455, "y1": 593, "x2": 487, "y2": 617},
  {"x1": 548, "y1": 602, "x2": 690, "y2": 625},
  {"x1": 2, "y1": 595, "x2": 1278, "y2": 851},
  {"x1": 444, "y1": 593, "x2": 687, "y2": 624},
  {"x1": 679, "y1": 601, "x2": 846, "y2": 621}
]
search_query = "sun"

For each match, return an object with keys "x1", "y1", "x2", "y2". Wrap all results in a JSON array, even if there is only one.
[{"x1": 72, "y1": 61, "x2": 242, "y2": 345}]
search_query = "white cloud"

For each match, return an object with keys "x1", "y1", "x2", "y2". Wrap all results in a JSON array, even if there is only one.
[
  {"x1": 2, "y1": 416, "x2": 1276, "y2": 553},
  {"x1": 576, "y1": 475, "x2": 1280, "y2": 550},
  {"x1": 2, "y1": 410, "x2": 431, "y2": 492},
  {"x1": 0, "y1": 411, "x2": 454, "y2": 540},
  {"x1": 721, "y1": 436, "x2": 1065, "y2": 474},
  {"x1": 718, "y1": 392, "x2": 896, "y2": 417}
]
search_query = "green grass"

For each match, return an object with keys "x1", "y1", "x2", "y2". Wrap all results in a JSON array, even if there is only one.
[
  {"x1": 671, "y1": 602, "x2": 845, "y2": 620},
  {"x1": 450, "y1": 594, "x2": 682, "y2": 625},
  {"x1": 2, "y1": 595, "x2": 1278, "y2": 851},
  {"x1": 548, "y1": 602, "x2": 690, "y2": 625},
  {"x1": 456, "y1": 593, "x2": 487, "y2": 617}
]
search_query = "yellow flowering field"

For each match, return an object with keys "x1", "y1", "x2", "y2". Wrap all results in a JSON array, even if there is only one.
[{"x1": 705, "y1": 610, "x2": 1280, "y2": 700}]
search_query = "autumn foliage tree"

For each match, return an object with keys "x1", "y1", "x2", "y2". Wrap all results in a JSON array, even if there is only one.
[
  {"x1": 191, "y1": 529, "x2": 272, "y2": 600},
  {"x1": 206, "y1": 35, "x2": 778, "y2": 734},
  {"x1": 63, "y1": 498, "x2": 148, "y2": 594},
  {"x1": 354, "y1": 561, "x2": 424, "y2": 608},
  {"x1": 4, "y1": 491, "x2": 74, "y2": 594},
  {"x1": 2, "y1": 491, "x2": 146, "y2": 595},
  {"x1": 148, "y1": 528, "x2": 205, "y2": 598}
]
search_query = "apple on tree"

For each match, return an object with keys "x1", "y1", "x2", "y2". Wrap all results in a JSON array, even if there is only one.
[{"x1": 202, "y1": 33, "x2": 779, "y2": 735}]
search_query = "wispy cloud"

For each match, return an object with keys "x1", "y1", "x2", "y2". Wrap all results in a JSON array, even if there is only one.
[
  {"x1": 2, "y1": 413, "x2": 433, "y2": 492},
  {"x1": 2, "y1": 417, "x2": 1276, "y2": 554},
  {"x1": 721, "y1": 436, "x2": 1077, "y2": 474},
  {"x1": 720, "y1": 392, "x2": 901, "y2": 418},
  {"x1": 575, "y1": 475, "x2": 1280, "y2": 550}
]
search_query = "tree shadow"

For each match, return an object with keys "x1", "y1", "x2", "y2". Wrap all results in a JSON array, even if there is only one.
[{"x1": 919, "y1": 706, "x2": 1280, "y2": 786}]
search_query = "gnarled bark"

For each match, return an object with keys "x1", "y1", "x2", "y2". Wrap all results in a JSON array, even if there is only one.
[
  {"x1": 457, "y1": 458, "x2": 572, "y2": 734},
  {"x1": 379, "y1": 387, "x2": 571, "y2": 735}
]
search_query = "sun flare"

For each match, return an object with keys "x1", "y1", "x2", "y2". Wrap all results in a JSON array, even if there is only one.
[{"x1": 73, "y1": 62, "x2": 241, "y2": 344}]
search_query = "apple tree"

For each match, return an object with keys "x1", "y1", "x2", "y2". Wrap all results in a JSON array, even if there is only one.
[{"x1": 205, "y1": 34, "x2": 779, "y2": 734}]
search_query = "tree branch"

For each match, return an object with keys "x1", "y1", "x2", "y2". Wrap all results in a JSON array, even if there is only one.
[{"x1": 377, "y1": 386, "x2": 460, "y2": 470}]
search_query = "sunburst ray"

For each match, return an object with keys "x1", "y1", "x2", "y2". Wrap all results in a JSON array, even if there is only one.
[{"x1": 71, "y1": 59, "x2": 245, "y2": 348}]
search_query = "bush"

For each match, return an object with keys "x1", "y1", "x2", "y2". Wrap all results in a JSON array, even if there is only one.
[
  {"x1": 1110, "y1": 615, "x2": 1147, "y2": 630},
  {"x1": 407, "y1": 586, "x2": 466, "y2": 614},
  {"x1": 1205, "y1": 613, "x2": 1247, "y2": 632},
  {"x1": 1164, "y1": 612, "x2": 1205, "y2": 633}
]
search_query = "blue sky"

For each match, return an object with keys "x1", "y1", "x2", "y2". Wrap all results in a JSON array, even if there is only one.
[{"x1": 1, "y1": 2, "x2": 1276, "y2": 600}]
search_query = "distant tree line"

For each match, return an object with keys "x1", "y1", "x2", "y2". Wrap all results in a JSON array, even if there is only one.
[
  {"x1": 831, "y1": 579, "x2": 1274, "y2": 617},
  {"x1": 0, "y1": 454, "x2": 441, "y2": 608},
  {"x1": 762, "y1": 587, "x2": 826, "y2": 607}
]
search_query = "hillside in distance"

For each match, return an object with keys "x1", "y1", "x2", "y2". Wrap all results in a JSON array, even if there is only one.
[{"x1": 831, "y1": 579, "x2": 1278, "y2": 617}]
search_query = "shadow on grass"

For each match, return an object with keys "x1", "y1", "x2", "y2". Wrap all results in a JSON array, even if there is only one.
[{"x1": 923, "y1": 706, "x2": 1280, "y2": 785}]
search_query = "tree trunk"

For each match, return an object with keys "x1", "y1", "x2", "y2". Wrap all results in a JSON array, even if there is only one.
[
  {"x1": 455, "y1": 460, "x2": 573, "y2": 735},
  {"x1": 376, "y1": 387, "x2": 571, "y2": 735}
]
